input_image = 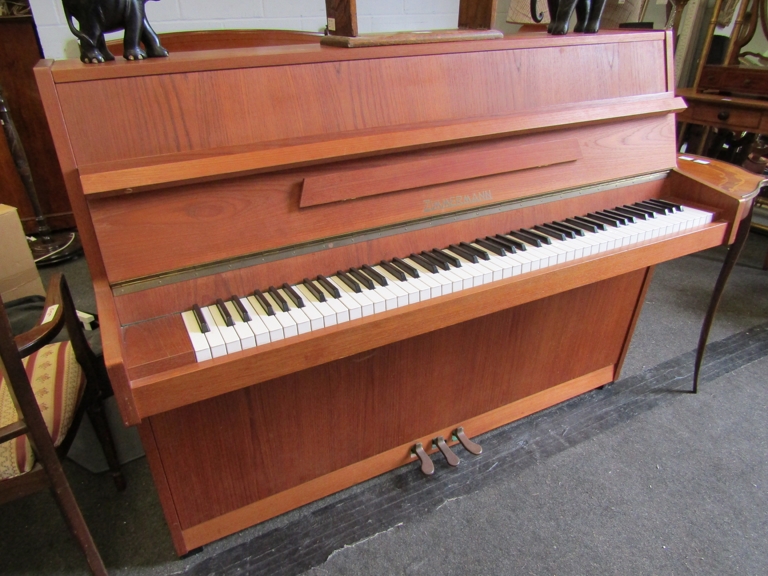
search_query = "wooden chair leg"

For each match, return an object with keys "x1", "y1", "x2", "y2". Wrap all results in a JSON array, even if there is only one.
[
  {"x1": 46, "y1": 458, "x2": 108, "y2": 576},
  {"x1": 86, "y1": 399, "x2": 127, "y2": 491}
]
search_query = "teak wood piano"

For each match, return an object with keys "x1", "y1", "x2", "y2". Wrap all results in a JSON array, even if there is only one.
[{"x1": 34, "y1": 30, "x2": 763, "y2": 554}]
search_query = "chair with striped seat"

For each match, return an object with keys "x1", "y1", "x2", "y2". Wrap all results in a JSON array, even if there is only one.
[{"x1": 0, "y1": 273, "x2": 124, "y2": 576}]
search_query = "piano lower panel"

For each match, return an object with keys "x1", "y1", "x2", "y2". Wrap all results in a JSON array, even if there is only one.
[{"x1": 142, "y1": 269, "x2": 648, "y2": 552}]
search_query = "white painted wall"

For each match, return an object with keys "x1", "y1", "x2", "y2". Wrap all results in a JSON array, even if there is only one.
[{"x1": 29, "y1": 0, "x2": 520, "y2": 60}]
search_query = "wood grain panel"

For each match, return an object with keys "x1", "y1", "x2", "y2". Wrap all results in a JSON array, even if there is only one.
[
  {"x1": 90, "y1": 116, "x2": 678, "y2": 284},
  {"x1": 299, "y1": 138, "x2": 582, "y2": 207},
  {"x1": 147, "y1": 271, "x2": 646, "y2": 529},
  {"x1": 55, "y1": 40, "x2": 668, "y2": 167},
  {"x1": 179, "y1": 364, "x2": 614, "y2": 551}
]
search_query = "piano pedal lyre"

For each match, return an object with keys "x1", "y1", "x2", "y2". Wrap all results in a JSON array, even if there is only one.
[
  {"x1": 452, "y1": 427, "x2": 483, "y2": 455},
  {"x1": 412, "y1": 443, "x2": 435, "y2": 476}
]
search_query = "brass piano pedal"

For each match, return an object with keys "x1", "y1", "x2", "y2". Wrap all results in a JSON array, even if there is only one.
[
  {"x1": 452, "y1": 427, "x2": 482, "y2": 455},
  {"x1": 412, "y1": 443, "x2": 434, "y2": 476},
  {"x1": 434, "y1": 436, "x2": 460, "y2": 467}
]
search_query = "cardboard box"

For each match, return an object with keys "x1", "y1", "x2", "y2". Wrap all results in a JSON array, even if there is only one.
[{"x1": 0, "y1": 204, "x2": 45, "y2": 303}]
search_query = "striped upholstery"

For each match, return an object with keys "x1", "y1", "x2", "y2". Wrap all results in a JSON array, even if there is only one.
[{"x1": 0, "y1": 341, "x2": 84, "y2": 479}]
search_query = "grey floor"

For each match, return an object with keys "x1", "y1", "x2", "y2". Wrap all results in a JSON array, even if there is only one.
[{"x1": 1, "y1": 232, "x2": 766, "y2": 576}]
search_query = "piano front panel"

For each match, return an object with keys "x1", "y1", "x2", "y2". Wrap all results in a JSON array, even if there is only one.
[
  {"x1": 54, "y1": 36, "x2": 669, "y2": 166},
  {"x1": 146, "y1": 269, "x2": 648, "y2": 530},
  {"x1": 91, "y1": 115, "x2": 678, "y2": 285}
]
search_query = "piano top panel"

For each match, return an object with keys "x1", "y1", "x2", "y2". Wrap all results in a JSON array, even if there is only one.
[{"x1": 48, "y1": 33, "x2": 670, "y2": 170}]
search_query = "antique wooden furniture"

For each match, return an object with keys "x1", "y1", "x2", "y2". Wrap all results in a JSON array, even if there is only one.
[
  {"x1": 0, "y1": 16, "x2": 72, "y2": 233},
  {"x1": 34, "y1": 30, "x2": 763, "y2": 555},
  {"x1": 677, "y1": 0, "x2": 768, "y2": 155},
  {"x1": 0, "y1": 274, "x2": 125, "y2": 576}
]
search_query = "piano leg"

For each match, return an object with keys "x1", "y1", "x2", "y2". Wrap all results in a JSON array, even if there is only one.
[{"x1": 692, "y1": 204, "x2": 755, "y2": 393}]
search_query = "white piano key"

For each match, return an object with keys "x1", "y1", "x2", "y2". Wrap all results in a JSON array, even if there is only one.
[
  {"x1": 318, "y1": 280, "x2": 362, "y2": 320},
  {"x1": 373, "y1": 265, "x2": 421, "y2": 304},
  {"x1": 295, "y1": 284, "x2": 338, "y2": 327},
  {"x1": 224, "y1": 301, "x2": 257, "y2": 349},
  {"x1": 260, "y1": 293, "x2": 298, "y2": 338},
  {"x1": 330, "y1": 276, "x2": 375, "y2": 317},
  {"x1": 207, "y1": 305, "x2": 242, "y2": 354},
  {"x1": 275, "y1": 289, "x2": 312, "y2": 334},
  {"x1": 199, "y1": 307, "x2": 227, "y2": 358},
  {"x1": 244, "y1": 296, "x2": 284, "y2": 342},
  {"x1": 181, "y1": 310, "x2": 212, "y2": 362},
  {"x1": 284, "y1": 286, "x2": 324, "y2": 330}
]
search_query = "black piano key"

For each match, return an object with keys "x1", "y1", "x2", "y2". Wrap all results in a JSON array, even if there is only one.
[
  {"x1": 392, "y1": 257, "x2": 420, "y2": 278},
  {"x1": 409, "y1": 253, "x2": 438, "y2": 274},
  {"x1": 551, "y1": 221, "x2": 584, "y2": 236},
  {"x1": 421, "y1": 251, "x2": 450, "y2": 271},
  {"x1": 613, "y1": 206, "x2": 648, "y2": 220},
  {"x1": 574, "y1": 216, "x2": 606, "y2": 231},
  {"x1": 431, "y1": 249, "x2": 461, "y2": 268},
  {"x1": 648, "y1": 198, "x2": 683, "y2": 212},
  {"x1": 281, "y1": 283, "x2": 305, "y2": 308},
  {"x1": 192, "y1": 304, "x2": 210, "y2": 333},
  {"x1": 520, "y1": 228, "x2": 552, "y2": 245},
  {"x1": 644, "y1": 198, "x2": 676, "y2": 213},
  {"x1": 564, "y1": 217, "x2": 597, "y2": 233},
  {"x1": 268, "y1": 286, "x2": 290, "y2": 312},
  {"x1": 336, "y1": 270, "x2": 362, "y2": 293},
  {"x1": 486, "y1": 236, "x2": 516, "y2": 253},
  {"x1": 316, "y1": 275, "x2": 341, "y2": 298},
  {"x1": 601, "y1": 209, "x2": 635, "y2": 224},
  {"x1": 475, "y1": 238, "x2": 506, "y2": 256},
  {"x1": 495, "y1": 234, "x2": 525, "y2": 251},
  {"x1": 586, "y1": 212, "x2": 619, "y2": 227},
  {"x1": 534, "y1": 224, "x2": 567, "y2": 241},
  {"x1": 459, "y1": 241, "x2": 490, "y2": 260},
  {"x1": 592, "y1": 211, "x2": 622, "y2": 226},
  {"x1": 507, "y1": 230, "x2": 542, "y2": 247},
  {"x1": 362, "y1": 264, "x2": 388, "y2": 287},
  {"x1": 348, "y1": 268, "x2": 374, "y2": 290},
  {"x1": 626, "y1": 203, "x2": 656, "y2": 218},
  {"x1": 303, "y1": 278, "x2": 326, "y2": 302},
  {"x1": 253, "y1": 289, "x2": 275, "y2": 315},
  {"x1": 380, "y1": 260, "x2": 407, "y2": 281},
  {"x1": 448, "y1": 244, "x2": 479, "y2": 263},
  {"x1": 599, "y1": 210, "x2": 628, "y2": 225},
  {"x1": 634, "y1": 201, "x2": 666, "y2": 215},
  {"x1": 230, "y1": 296, "x2": 251, "y2": 322},
  {"x1": 215, "y1": 298, "x2": 235, "y2": 326}
]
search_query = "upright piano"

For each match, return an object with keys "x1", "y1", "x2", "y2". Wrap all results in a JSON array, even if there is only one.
[{"x1": 35, "y1": 30, "x2": 763, "y2": 554}]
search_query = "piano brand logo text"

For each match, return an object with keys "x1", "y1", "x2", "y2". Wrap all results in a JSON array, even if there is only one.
[{"x1": 423, "y1": 191, "x2": 492, "y2": 213}]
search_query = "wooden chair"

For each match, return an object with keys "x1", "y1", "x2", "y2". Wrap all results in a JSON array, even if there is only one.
[{"x1": 0, "y1": 273, "x2": 125, "y2": 576}]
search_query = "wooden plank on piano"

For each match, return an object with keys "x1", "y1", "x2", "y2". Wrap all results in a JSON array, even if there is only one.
[
  {"x1": 324, "y1": 0, "x2": 357, "y2": 37},
  {"x1": 299, "y1": 138, "x2": 582, "y2": 207}
]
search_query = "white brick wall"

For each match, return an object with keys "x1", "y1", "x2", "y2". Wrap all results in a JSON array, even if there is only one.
[{"x1": 30, "y1": 0, "x2": 517, "y2": 60}]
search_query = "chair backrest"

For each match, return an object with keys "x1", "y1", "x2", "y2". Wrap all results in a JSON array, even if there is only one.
[
  {"x1": 106, "y1": 29, "x2": 323, "y2": 53},
  {"x1": 0, "y1": 275, "x2": 109, "y2": 575}
]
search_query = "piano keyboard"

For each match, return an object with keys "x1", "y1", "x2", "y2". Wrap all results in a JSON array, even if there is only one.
[{"x1": 182, "y1": 200, "x2": 714, "y2": 362}]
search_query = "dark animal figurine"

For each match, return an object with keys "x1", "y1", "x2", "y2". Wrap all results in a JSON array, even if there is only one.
[
  {"x1": 531, "y1": 0, "x2": 607, "y2": 35},
  {"x1": 62, "y1": 0, "x2": 169, "y2": 63}
]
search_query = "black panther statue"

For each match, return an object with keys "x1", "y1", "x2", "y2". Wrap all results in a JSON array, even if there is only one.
[
  {"x1": 531, "y1": 0, "x2": 607, "y2": 35},
  {"x1": 62, "y1": 0, "x2": 169, "y2": 63}
]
